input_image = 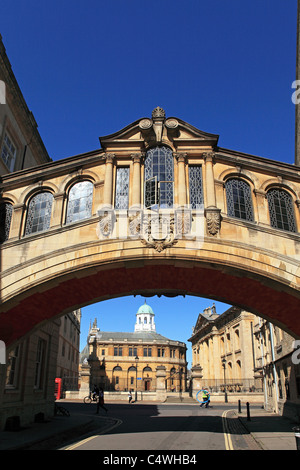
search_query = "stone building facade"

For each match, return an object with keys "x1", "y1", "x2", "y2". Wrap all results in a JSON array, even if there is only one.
[
  {"x1": 254, "y1": 318, "x2": 300, "y2": 419},
  {"x1": 0, "y1": 35, "x2": 58, "y2": 431},
  {"x1": 189, "y1": 304, "x2": 300, "y2": 417},
  {"x1": 55, "y1": 309, "x2": 81, "y2": 395},
  {"x1": 189, "y1": 305, "x2": 262, "y2": 401},
  {"x1": 0, "y1": 34, "x2": 50, "y2": 176},
  {"x1": 79, "y1": 302, "x2": 187, "y2": 398}
]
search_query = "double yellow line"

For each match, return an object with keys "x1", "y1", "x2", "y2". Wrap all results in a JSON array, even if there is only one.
[{"x1": 222, "y1": 410, "x2": 234, "y2": 450}]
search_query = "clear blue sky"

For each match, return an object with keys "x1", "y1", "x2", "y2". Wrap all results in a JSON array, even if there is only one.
[{"x1": 1, "y1": 1, "x2": 298, "y2": 366}]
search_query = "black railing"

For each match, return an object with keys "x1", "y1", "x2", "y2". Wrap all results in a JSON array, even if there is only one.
[{"x1": 198, "y1": 378, "x2": 263, "y2": 393}]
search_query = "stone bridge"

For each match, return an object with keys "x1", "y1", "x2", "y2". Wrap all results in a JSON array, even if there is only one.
[{"x1": 1, "y1": 107, "x2": 300, "y2": 346}]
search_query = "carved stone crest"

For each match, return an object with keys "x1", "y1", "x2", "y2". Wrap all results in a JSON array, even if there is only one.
[
  {"x1": 141, "y1": 211, "x2": 178, "y2": 252},
  {"x1": 97, "y1": 207, "x2": 115, "y2": 238}
]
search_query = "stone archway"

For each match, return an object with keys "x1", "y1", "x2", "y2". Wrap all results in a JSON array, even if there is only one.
[{"x1": 1, "y1": 258, "x2": 300, "y2": 348}]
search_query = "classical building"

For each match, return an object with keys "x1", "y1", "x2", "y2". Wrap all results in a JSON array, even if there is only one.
[
  {"x1": 253, "y1": 318, "x2": 300, "y2": 419},
  {"x1": 79, "y1": 301, "x2": 187, "y2": 396},
  {"x1": 189, "y1": 304, "x2": 300, "y2": 418},
  {"x1": 55, "y1": 309, "x2": 81, "y2": 395},
  {"x1": 0, "y1": 35, "x2": 79, "y2": 429},
  {"x1": 189, "y1": 305, "x2": 262, "y2": 401}
]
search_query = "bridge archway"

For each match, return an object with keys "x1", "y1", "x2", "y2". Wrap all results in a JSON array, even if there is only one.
[
  {"x1": 1, "y1": 255, "x2": 300, "y2": 347},
  {"x1": 1, "y1": 107, "x2": 300, "y2": 346}
]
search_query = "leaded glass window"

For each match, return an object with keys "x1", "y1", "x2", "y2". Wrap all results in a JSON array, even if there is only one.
[
  {"x1": 66, "y1": 181, "x2": 93, "y2": 224},
  {"x1": 145, "y1": 147, "x2": 174, "y2": 208},
  {"x1": 25, "y1": 192, "x2": 53, "y2": 235},
  {"x1": 144, "y1": 146, "x2": 174, "y2": 208},
  {"x1": 189, "y1": 165, "x2": 204, "y2": 209},
  {"x1": 115, "y1": 167, "x2": 129, "y2": 209},
  {"x1": 267, "y1": 188, "x2": 296, "y2": 232},
  {"x1": 225, "y1": 178, "x2": 254, "y2": 221},
  {"x1": 0, "y1": 202, "x2": 13, "y2": 243},
  {"x1": 1, "y1": 132, "x2": 16, "y2": 172}
]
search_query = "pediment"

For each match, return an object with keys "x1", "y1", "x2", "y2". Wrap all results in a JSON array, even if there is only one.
[{"x1": 99, "y1": 107, "x2": 219, "y2": 153}]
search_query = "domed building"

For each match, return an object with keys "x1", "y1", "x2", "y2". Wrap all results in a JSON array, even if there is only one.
[{"x1": 80, "y1": 301, "x2": 187, "y2": 397}]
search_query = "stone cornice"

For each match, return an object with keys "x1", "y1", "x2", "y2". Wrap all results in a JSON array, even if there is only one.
[
  {"x1": 216, "y1": 147, "x2": 300, "y2": 181},
  {"x1": 0, "y1": 149, "x2": 105, "y2": 190}
]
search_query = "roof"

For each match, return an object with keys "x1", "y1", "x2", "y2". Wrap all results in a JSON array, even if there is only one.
[
  {"x1": 92, "y1": 330, "x2": 185, "y2": 347},
  {"x1": 137, "y1": 301, "x2": 154, "y2": 315}
]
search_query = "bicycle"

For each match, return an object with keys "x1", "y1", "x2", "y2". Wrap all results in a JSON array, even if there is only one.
[
  {"x1": 83, "y1": 393, "x2": 98, "y2": 404},
  {"x1": 54, "y1": 402, "x2": 70, "y2": 416}
]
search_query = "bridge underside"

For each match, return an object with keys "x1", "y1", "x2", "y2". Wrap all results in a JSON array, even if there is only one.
[{"x1": 1, "y1": 260, "x2": 300, "y2": 346}]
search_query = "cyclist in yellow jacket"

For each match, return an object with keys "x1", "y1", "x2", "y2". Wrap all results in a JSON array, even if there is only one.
[{"x1": 200, "y1": 389, "x2": 210, "y2": 408}]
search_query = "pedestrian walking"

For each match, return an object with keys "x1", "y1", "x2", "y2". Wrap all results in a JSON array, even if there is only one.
[
  {"x1": 96, "y1": 387, "x2": 108, "y2": 414},
  {"x1": 92, "y1": 384, "x2": 99, "y2": 401},
  {"x1": 128, "y1": 389, "x2": 133, "y2": 404},
  {"x1": 200, "y1": 389, "x2": 210, "y2": 408}
]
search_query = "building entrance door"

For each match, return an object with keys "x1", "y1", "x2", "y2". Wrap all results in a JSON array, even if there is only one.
[{"x1": 144, "y1": 379, "x2": 151, "y2": 391}]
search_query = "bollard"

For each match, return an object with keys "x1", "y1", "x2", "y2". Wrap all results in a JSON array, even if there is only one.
[
  {"x1": 238, "y1": 399, "x2": 242, "y2": 414},
  {"x1": 293, "y1": 426, "x2": 300, "y2": 450},
  {"x1": 246, "y1": 402, "x2": 251, "y2": 421}
]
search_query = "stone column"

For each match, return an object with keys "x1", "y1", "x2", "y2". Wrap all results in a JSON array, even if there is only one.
[
  {"x1": 176, "y1": 153, "x2": 187, "y2": 206},
  {"x1": 155, "y1": 366, "x2": 167, "y2": 402},
  {"x1": 203, "y1": 152, "x2": 221, "y2": 235},
  {"x1": 9, "y1": 203, "x2": 25, "y2": 239},
  {"x1": 50, "y1": 191, "x2": 64, "y2": 228},
  {"x1": 204, "y1": 152, "x2": 216, "y2": 207},
  {"x1": 254, "y1": 189, "x2": 269, "y2": 225},
  {"x1": 131, "y1": 153, "x2": 142, "y2": 207},
  {"x1": 103, "y1": 154, "x2": 114, "y2": 206}
]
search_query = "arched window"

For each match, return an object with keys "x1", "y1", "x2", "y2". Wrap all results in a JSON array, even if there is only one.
[
  {"x1": 225, "y1": 178, "x2": 254, "y2": 221},
  {"x1": 144, "y1": 146, "x2": 174, "y2": 208},
  {"x1": 0, "y1": 201, "x2": 13, "y2": 243},
  {"x1": 267, "y1": 188, "x2": 296, "y2": 232},
  {"x1": 25, "y1": 192, "x2": 53, "y2": 235},
  {"x1": 66, "y1": 180, "x2": 93, "y2": 224}
]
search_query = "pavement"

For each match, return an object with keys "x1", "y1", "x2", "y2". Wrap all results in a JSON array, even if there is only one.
[{"x1": 0, "y1": 400, "x2": 299, "y2": 451}]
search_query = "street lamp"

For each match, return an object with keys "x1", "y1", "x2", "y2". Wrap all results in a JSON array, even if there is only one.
[
  {"x1": 135, "y1": 355, "x2": 139, "y2": 402},
  {"x1": 222, "y1": 358, "x2": 228, "y2": 403}
]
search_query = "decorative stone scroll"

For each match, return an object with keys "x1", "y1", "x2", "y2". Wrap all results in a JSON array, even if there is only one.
[
  {"x1": 139, "y1": 106, "x2": 179, "y2": 145},
  {"x1": 205, "y1": 206, "x2": 221, "y2": 236}
]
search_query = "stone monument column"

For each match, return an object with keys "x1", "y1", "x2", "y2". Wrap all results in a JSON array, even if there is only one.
[
  {"x1": 190, "y1": 365, "x2": 203, "y2": 399},
  {"x1": 156, "y1": 366, "x2": 167, "y2": 402},
  {"x1": 79, "y1": 360, "x2": 91, "y2": 398}
]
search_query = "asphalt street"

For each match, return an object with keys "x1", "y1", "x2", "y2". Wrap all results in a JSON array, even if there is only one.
[{"x1": 60, "y1": 401, "x2": 262, "y2": 451}]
